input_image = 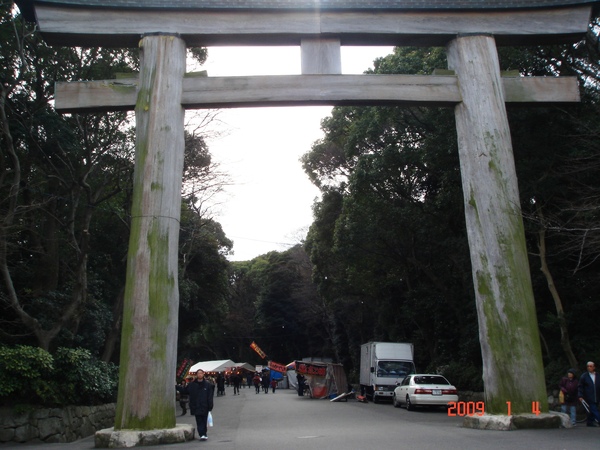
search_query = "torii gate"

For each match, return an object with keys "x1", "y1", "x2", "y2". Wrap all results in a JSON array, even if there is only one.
[{"x1": 16, "y1": 0, "x2": 600, "y2": 444}]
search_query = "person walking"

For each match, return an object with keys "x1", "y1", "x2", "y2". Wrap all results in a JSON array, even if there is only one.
[
  {"x1": 177, "y1": 376, "x2": 192, "y2": 416},
  {"x1": 261, "y1": 372, "x2": 270, "y2": 394},
  {"x1": 216, "y1": 372, "x2": 225, "y2": 396},
  {"x1": 177, "y1": 369, "x2": 215, "y2": 441},
  {"x1": 253, "y1": 373, "x2": 261, "y2": 394},
  {"x1": 232, "y1": 372, "x2": 241, "y2": 395},
  {"x1": 270, "y1": 378, "x2": 277, "y2": 393},
  {"x1": 559, "y1": 368, "x2": 578, "y2": 426},
  {"x1": 578, "y1": 361, "x2": 600, "y2": 427}
]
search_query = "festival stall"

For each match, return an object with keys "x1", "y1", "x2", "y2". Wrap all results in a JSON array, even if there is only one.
[
  {"x1": 294, "y1": 360, "x2": 348, "y2": 399},
  {"x1": 187, "y1": 360, "x2": 257, "y2": 386},
  {"x1": 232, "y1": 362, "x2": 255, "y2": 373},
  {"x1": 189, "y1": 359, "x2": 235, "y2": 374}
]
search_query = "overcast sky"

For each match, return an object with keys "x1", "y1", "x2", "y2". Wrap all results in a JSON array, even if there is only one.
[{"x1": 196, "y1": 46, "x2": 394, "y2": 261}]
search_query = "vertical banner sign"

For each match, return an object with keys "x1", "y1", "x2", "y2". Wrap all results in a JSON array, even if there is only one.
[
  {"x1": 176, "y1": 358, "x2": 194, "y2": 383},
  {"x1": 250, "y1": 341, "x2": 267, "y2": 359}
]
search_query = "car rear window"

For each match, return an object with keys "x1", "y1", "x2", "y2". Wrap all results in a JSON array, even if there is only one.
[{"x1": 414, "y1": 376, "x2": 449, "y2": 385}]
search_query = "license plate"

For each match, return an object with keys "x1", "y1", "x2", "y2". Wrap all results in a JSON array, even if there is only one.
[{"x1": 432, "y1": 389, "x2": 442, "y2": 396}]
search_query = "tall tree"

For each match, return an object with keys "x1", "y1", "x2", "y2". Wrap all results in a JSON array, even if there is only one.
[
  {"x1": 0, "y1": 5, "x2": 137, "y2": 351},
  {"x1": 303, "y1": 28, "x2": 600, "y2": 392},
  {"x1": 504, "y1": 31, "x2": 600, "y2": 373},
  {"x1": 303, "y1": 47, "x2": 480, "y2": 380}
]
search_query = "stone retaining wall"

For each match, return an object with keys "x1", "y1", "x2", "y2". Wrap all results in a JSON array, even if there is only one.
[{"x1": 0, "y1": 403, "x2": 115, "y2": 444}]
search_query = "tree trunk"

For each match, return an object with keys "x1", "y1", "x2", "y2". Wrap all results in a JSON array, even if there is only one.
[
  {"x1": 114, "y1": 34, "x2": 185, "y2": 430},
  {"x1": 101, "y1": 287, "x2": 124, "y2": 363},
  {"x1": 447, "y1": 35, "x2": 547, "y2": 414},
  {"x1": 537, "y1": 214, "x2": 578, "y2": 369}
]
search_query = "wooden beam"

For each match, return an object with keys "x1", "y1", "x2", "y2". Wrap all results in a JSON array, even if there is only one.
[
  {"x1": 35, "y1": 5, "x2": 593, "y2": 48},
  {"x1": 115, "y1": 34, "x2": 186, "y2": 430},
  {"x1": 447, "y1": 34, "x2": 547, "y2": 416},
  {"x1": 301, "y1": 39, "x2": 342, "y2": 75},
  {"x1": 54, "y1": 74, "x2": 580, "y2": 113}
]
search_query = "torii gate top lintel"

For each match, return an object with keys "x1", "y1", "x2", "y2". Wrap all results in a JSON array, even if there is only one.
[{"x1": 16, "y1": 0, "x2": 600, "y2": 48}]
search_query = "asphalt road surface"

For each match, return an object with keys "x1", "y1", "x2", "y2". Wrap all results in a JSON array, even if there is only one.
[{"x1": 2, "y1": 386, "x2": 598, "y2": 449}]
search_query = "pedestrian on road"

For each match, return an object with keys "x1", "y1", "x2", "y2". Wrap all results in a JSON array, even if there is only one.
[
  {"x1": 297, "y1": 373, "x2": 306, "y2": 396},
  {"x1": 270, "y1": 378, "x2": 277, "y2": 393},
  {"x1": 253, "y1": 373, "x2": 261, "y2": 394},
  {"x1": 177, "y1": 369, "x2": 215, "y2": 441},
  {"x1": 559, "y1": 368, "x2": 578, "y2": 425},
  {"x1": 261, "y1": 372, "x2": 270, "y2": 394},
  {"x1": 578, "y1": 361, "x2": 600, "y2": 427},
  {"x1": 177, "y1": 376, "x2": 192, "y2": 416},
  {"x1": 216, "y1": 372, "x2": 225, "y2": 396},
  {"x1": 232, "y1": 372, "x2": 241, "y2": 395}
]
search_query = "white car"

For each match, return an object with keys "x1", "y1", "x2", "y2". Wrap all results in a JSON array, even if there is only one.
[{"x1": 393, "y1": 374, "x2": 458, "y2": 410}]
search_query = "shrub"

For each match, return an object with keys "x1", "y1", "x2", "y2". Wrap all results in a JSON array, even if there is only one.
[
  {"x1": 438, "y1": 361, "x2": 484, "y2": 392},
  {"x1": 0, "y1": 345, "x2": 118, "y2": 407},
  {"x1": 0, "y1": 345, "x2": 58, "y2": 406},
  {"x1": 52, "y1": 347, "x2": 118, "y2": 405}
]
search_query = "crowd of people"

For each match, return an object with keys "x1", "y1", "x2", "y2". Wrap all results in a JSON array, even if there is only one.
[
  {"x1": 558, "y1": 360, "x2": 600, "y2": 427},
  {"x1": 175, "y1": 368, "x2": 285, "y2": 440},
  {"x1": 174, "y1": 361, "x2": 599, "y2": 442}
]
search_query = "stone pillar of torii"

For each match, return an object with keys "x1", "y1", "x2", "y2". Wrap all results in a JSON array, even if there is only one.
[{"x1": 17, "y1": 0, "x2": 598, "y2": 444}]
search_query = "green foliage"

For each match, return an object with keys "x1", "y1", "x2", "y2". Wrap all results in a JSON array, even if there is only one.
[
  {"x1": 195, "y1": 246, "x2": 331, "y2": 366},
  {"x1": 303, "y1": 27, "x2": 600, "y2": 389},
  {"x1": 177, "y1": 202, "x2": 234, "y2": 360},
  {"x1": 0, "y1": 345, "x2": 55, "y2": 404},
  {"x1": 189, "y1": 47, "x2": 208, "y2": 66},
  {"x1": 0, "y1": 7, "x2": 137, "y2": 352},
  {"x1": 439, "y1": 362, "x2": 484, "y2": 392},
  {"x1": 52, "y1": 347, "x2": 118, "y2": 405},
  {"x1": 0, "y1": 345, "x2": 118, "y2": 407},
  {"x1": 303, "y1": 46, "x2": 478, "y2": 375}
]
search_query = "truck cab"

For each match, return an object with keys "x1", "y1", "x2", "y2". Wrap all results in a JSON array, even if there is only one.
[{"x1": 360, "y1": 342, "x2": 415, "y2": 403}]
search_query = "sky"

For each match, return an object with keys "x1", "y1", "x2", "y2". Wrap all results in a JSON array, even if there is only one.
[{"x1": 196, "y1": 46, "x2": 394, "y2": 261}]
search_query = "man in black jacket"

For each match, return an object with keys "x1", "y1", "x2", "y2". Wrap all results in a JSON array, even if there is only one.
[
  {"x1": 578, "y1": 361, "x2": 600, "y2": 427},
  {"x1": 177, "y1": 369, "x2": 215, "y2": 440}
]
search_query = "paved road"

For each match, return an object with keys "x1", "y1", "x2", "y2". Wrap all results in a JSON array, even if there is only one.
[{"x1": 2, "y1": 386, "x2": 598, "y2": 449}]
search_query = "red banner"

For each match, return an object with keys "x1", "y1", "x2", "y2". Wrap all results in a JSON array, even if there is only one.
[
  {"x1": 295, "y1": 361, "x2": 327, "y2": 377},
  {"x1": 176, "y1": 358, "x2": 194, "y2": 382},
  {"x1": 268, "y1": 361, "x2": 287, "y2": 373},
  {"x1": 250, "y1": 341, "x2": 267, "y2": 359}
]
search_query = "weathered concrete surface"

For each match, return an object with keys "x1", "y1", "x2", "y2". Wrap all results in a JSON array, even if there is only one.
[
  {"x1": 94, "y1": 424, "x2": 194, "y2": 448},
  {"x1": 463, "y1": 412, "x2": 565, "y2": 431}
]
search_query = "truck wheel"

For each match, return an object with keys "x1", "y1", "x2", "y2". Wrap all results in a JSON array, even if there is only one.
[
  {"x1": 406, "y1": 395, "x2": 414, "y2": 411},
  {"x1": 373, "y1": 394, "x2": 379, "y2": 404}
]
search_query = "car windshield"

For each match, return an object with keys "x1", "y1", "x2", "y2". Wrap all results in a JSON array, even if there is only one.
[
  {"x1": 376, "y1": 361, "x2": 414, "y2": 378},
  {"x1": 413, "y1": 375, "x2": 449, "y2": 385}
]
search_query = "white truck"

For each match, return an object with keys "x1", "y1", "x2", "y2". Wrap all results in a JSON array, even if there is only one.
[{"x1": 360, "y1": 342, "x2": 415, "y2": 403}]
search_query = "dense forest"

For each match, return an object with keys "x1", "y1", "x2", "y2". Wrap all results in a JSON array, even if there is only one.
[{"x1": 1, "y1": 2, "x2": 600, "y2": 403}]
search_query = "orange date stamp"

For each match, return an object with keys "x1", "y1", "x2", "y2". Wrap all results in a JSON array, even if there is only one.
[{"x1": 447, "y1": 401, "x2": 541, "y2": 416}]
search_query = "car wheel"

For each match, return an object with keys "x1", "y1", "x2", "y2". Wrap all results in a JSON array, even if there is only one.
[
  {"x1": 393, "y1": 394, "x2": 400, "y2": 408},
  {"x1": 406, "y1": 395, "x2": 414, "y2": 411}
]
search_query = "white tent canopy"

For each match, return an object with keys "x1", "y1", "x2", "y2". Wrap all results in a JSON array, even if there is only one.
[
  {"x1": 189, "y1": 359, "x2": 235, "y2": 373},
  {"x1": 233, "y1": 362, "x2": 255, "y2": 372}
]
